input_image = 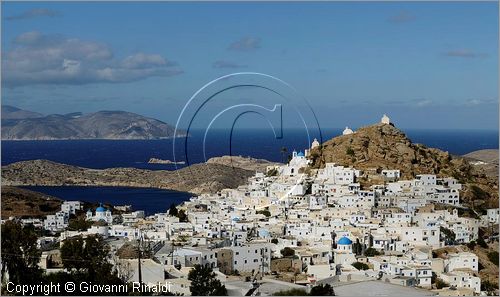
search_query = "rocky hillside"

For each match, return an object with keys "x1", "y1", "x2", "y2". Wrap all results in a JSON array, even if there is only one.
[
  {"x1": 309, "y1": 123, "x2": 498, "y2": 208},
  {"x1": 2, "y1": 106, "x2": 185, "y2": 140},
  {"x1": 1, "y1": 160, "x2": 255, "y2": 195},
  {"x1": 1, "y1": 186, "x2": 62, "y2": 219},
  {"x1": 206, "y1": 155, "x2": 281, "y2": 172},
  {"x1": 2, "y1": 105, "x2": 43, "y2": 120}
]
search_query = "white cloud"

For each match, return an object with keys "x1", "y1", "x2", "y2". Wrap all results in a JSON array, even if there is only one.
[
  {"x1": 6, "y1": 8, "x2": 61, "y2": 21},
  {"x1": 2, "y1": 31, "x2": 182, "y2": 87}
]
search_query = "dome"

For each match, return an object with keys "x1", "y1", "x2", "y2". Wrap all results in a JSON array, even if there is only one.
[
  {"x1": 258, "y1": 229, "x2": 270, "y2": 237},
  {"x1": 311, "y1": 138, "x2": 320, "y2": 149},
  {"x1": 337, "y1": 236, "x2": 353, "y2": 245},
  {"x1": 96, "y1": 203, "x2": 107, "y2": 212},
  {"x1": 343, "y1": 126, "x2": 354, "y2": 135},
  {"x1": 381, "y1": 114, "x2": 391, "y2": 124},
  {"x1": 232, "y1": 217, "x2": 240, "y2": 222},
  {"x1": 297, "y1": 151, "x2": 305, "y2": 157}
]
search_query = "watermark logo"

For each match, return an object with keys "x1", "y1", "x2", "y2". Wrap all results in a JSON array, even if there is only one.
[{"x1": 173, "y1": 72, "x2": 323, "y2": 195}]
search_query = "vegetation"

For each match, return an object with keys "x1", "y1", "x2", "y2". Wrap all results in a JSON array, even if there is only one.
[
  {"x1": 68, "y1": 216, "x2": 93, "y2": 231},
  {"x1": 1, "y1": 222, "x2": 124, "y2": 295},
  {"x1": 435, "y1": 278, "x2": 449, "y2": 289},
  {"x1": 488, "y1": 251, "x2": 499, "y2": 266},
  {"x1": 272, "y1": 288, "x2": 308, "y2": 296},
  {"x1": 346, "y1": 147, "x2": 355, "y2": 157},
  {"x1": 309, "y1": 284, "x2": 335, "y2": 296},
  {"x1": 188, "y1": 264, "x2": 227, "y2": 296},
  {"x1": 267, "y1": 168, "x2": 279, "y2": 177},
  {"x1": 271, "y1": 238, "x2": 279, "y2": 244},
  {"x1": 168, "y1": 203, "x2": 179, "y2": 217},
  {"x1": 256, "y1": 209, "x2": 271, "y2": 217},
  {"x1": 466, "y1": 240, "x2": 476, "y2": 250},
  {"x1": 364, "y1": 247, "x2": 381, "y2": 257},
  {"x1": 281, "y1": 247, "x2": 296, "y2": 257},
  {"x1": 352, "y1": 239, "x2": 363, "y2": 256},
  {"x1": 273, "y1": 284, "x2": 335, "y2": 296},
  {"x1": 481, "y1": 280, "x2": 499, "y2": 295},
  {"x1": 477, "y1": 236, "x2": 488, "y2": 248},
  {"x1": 440, "y1": 227, "x2": 456, "y2": 245},
  {"x1": 352, "y1": 262, "x2": 369, "y2": 271},
  {"x1": 177, "y1": 209, "x2": 188, "y2": 222},
  {"x1": 1, "y1": 221, "x2": 43, "y2": 285}
]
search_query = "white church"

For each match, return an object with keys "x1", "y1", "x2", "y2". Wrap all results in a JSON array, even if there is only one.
[{"x1": 86, "y1": 203, "x2": 113, "y2": 224}]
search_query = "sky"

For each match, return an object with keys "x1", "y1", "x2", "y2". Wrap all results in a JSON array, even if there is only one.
[{"x1": 1, "y1": 1, "x2": 498, "y2": 131}]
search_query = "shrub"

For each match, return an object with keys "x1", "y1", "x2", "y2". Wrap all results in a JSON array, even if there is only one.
[
  {"x1": 488, "y1": 251, "x2": 499, "y2": 266},
  {"x1": 477, "y1": 236, "x2": 488, "y2": 248},
  {"x1": 352, "y1": 262, "x2": 369, "y2": 271},
  {"x1": 272, "y1": 289, "x2": 308, "y2": 296},
  {"x1": 280, "y1": 247, "x2": 295, "y2": 257},
  {"x1": 364, "y1": 247, "x2": 381, "y2": 257},
  {"x1": 466, "y1": 241, "x2": 476, "y2": 250},
  {"x1": 346, "y1": 147, "x2": 355, "y2": 157},
  {"x1": 435, "y1": 278, "x2": 448, "y2": 289}
]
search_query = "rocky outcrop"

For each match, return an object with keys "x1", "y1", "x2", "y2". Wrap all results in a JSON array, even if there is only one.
[
  {"x1": 309, "y1": 123, "x2": 498, "y2": 208},
  {"x1": 1, "y1": 186, "x2": 62, "y2": 218},
  {"x1": 206, "y1": 155, "x2": 281, "y2": 172},
  {"x1": 1, "y1": 159, "x2": 255, "y2": 195}
]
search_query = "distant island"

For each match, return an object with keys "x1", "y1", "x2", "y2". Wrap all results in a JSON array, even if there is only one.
[
  {"x1": 1, "y1": 105, "x2": 187, "y2": 140},
  {"x1": 148, "y1": 158, "x2": 186, "y2": 165}
]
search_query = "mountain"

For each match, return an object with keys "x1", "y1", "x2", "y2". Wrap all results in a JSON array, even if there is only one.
[
  {"x1": 2, "y1": 105, "x2": 43, "y2": 120},
  {"x1": 309, "y1": 122, "x2": 498, "y2": 209},
  {"x1": 1, "y1": 106, "x2": 184, "y2": 140},
  {"x1": 1, "y1": 159, "x2": 255, "y2": 195}
]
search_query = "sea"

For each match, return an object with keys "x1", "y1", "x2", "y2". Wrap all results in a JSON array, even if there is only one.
[{"x1": 2, "y1": 128, "x2": 498, "y2": 214}]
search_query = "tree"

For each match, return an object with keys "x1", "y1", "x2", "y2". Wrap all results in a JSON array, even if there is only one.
[
  {"x1": 168, "y1": 203, "x2": 179, "y2": 217},
  {"x1": 256, "y1": 209, "x2": 271, "y2": 217},
  {"x1": 1, "y1": 221, "x2": 42, "y2": 284},
  {"x1": 488, "y1": 251, "x2": 499, "y2": 266},
  {"x1": 364, "y1": 247, "x2": 380, "y2": 257},
  {"x1": 466, "y1": 241, "x2": 476, "y2": 250},
  {"x1": 60, "y1": 235, "x2": 115, "y2": 279},
  {"x1": 281, "y1": 247, "x2": 295, "y2": 257},
  {"x1": 188, "y1": 264, "x2": 227, "y2": 296},
  {"x1": 280, "y1": 147, "x2": 288, "y2": 164},
  {"x1": 352, "y1": 262, "x2": 369, "y2": 271},
  {"x1": 177, "y1": 209, "x2": 188, "y2": 222},
  {"x1": 271, "y1": 238, "x2": 279, "y2": 244},
  {"x1": 477, "y1": 236, "x2": 488, "y2": 248},
  {"x1": 68, "y1": 216, "x2": 93, "y2": 231},
  {"x1": 309, "y1": 284, "x2": 335, "y2": 296},
  {"x1": 440, "y1": 227, "x2": 456, "y2": 245}
]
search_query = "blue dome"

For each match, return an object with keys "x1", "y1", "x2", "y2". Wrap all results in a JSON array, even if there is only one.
[
  {"x1": 232, "y1": 217, "x2": 240, "y2": 222},
  {"x1": 96, "y1": 203, "x2": 107, "y2": 212},
  {"x1": 258, "y1": 229, "x2": 270, "y2": 237},
  {"x1": 337, "y1": 236, "x2": 352, "y2": 245},
  {"x1": 297, "y1": 151, "x2": 305, "y2": 157}
]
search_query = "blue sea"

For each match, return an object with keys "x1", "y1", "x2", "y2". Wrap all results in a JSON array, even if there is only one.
[
  {"x1": 22, "y1": 186, "x2": 191, "y2": 216},
  {"x1": 2, "y1": 128, "x2": 498, "y2": 214},
  {"x1": 2, "y1": 129, "x2": 498, "y2": 169}
]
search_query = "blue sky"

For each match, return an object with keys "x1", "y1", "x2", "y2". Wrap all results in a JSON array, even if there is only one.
[{"x1": 1, "y1": 1, "x2": 498, "y2": 130}]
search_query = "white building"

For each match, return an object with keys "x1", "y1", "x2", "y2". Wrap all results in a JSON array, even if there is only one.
[
  {"x1": 44, "y1": 211, "x2": 69, "y2": 232},
  {"x1": 86, "y1": 204, "x2": 113, "y2": 225},
  {"x1": 61, "y1": 201, "x2": 82, "y2": 215}
]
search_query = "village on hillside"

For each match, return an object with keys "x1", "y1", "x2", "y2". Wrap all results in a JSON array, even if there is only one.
[{"x1": 3, "y1": 115, "x2": 499, "y2": 296}]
